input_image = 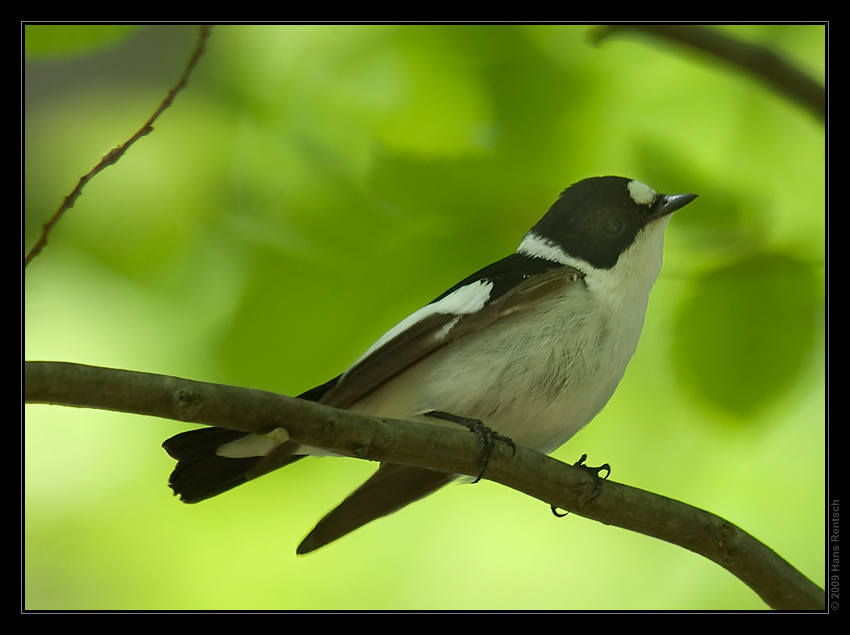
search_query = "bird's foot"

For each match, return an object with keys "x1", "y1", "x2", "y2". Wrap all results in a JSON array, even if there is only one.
[{"x1": 424, "y1": 410, "x2": 516, "y2": 483}]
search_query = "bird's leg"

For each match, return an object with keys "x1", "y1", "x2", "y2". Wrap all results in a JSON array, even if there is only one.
[
  {"x1": 424, "y1": 410, "x2": 516, "y2": 483},
  {"x1": 551, "y1": 454, "x2": 611, "y2": 517}
]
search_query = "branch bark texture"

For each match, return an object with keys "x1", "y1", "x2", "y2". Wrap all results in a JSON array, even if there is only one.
[{"x1": 24, "y1": 361, "x2": 824, "y2": 610}]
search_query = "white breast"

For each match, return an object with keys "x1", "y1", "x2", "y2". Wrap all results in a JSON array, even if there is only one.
[
  {"x1": 349, "y1": 219, "x2": 669, "y2": 455},
  {"x1": 349, "y1": 280, "x2": 645, "y2": 454}
]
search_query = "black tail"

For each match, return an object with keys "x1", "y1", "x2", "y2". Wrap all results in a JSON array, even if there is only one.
[
  {"x1": 162, "y1": 376, "x2": 341, "y2": 503},
  {"x1": 297, "y1": 464, "x2": 453, "y2": 554},
  {"x1": 162, "y1": 427, "x2": 305, "y2": 503},
  {"x1": 162, "y1": 375, "x2": 455, "y2": 553}
]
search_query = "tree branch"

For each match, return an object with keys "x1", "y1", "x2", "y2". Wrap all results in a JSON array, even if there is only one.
[
  {"x1": 24, "y1": 360, "x2": 824, "y2": 610},
  {"x1": 24, "y1": 25, "x2": 212, "y2": 267},
  {"x1": 592, "y1": 24, "x2": 825, "y2": 121}
]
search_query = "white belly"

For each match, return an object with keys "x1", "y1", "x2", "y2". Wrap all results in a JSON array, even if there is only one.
[{"x1": 349, "y1": 283, "x2": 647, "y2": 454}]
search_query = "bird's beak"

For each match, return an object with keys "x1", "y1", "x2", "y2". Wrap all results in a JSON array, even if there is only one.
[{"x1": 656, "y1": 193, "x2": 698, "y2": 218}]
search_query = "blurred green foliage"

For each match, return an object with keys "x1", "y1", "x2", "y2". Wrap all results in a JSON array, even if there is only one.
[
  {"x1": 675, "y1": 252, "x2": 821, "y2": 417},
  {"x1": 25, "y1": 24, "x2": 143, "y2": 58},
  {"x1": 24, "y1": 24, "x2": 825, "y2": 610}
]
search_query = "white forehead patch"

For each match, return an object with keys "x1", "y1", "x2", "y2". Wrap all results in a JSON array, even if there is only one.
[{"x1": 627, "y1": 180, "x2": 657, "y2": 206}]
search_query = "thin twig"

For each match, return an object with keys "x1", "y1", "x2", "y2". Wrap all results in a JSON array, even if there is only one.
[{"x1": 24, "y1": 25, "x2": 212, "y2": 267}]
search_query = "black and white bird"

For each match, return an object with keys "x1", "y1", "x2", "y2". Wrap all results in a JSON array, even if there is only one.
[{"x1": 163, "y1": 176, "x2": 696, "y2": 554}]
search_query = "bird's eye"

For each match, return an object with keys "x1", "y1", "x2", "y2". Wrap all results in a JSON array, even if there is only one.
[{"x1": 602, "y1": 218, "x2": 624, "y2": 235}]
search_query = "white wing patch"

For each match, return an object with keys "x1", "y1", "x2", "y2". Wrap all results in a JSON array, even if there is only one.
[
  {"x1": 435, "y1": 316, "x2": 462, "y2": 341},
  {"x1": 347, "y1": 279, "x2": 494, "y2": 371},
  {"x1": 627, "y1": 180, "x2": 657, "y2": 206}
]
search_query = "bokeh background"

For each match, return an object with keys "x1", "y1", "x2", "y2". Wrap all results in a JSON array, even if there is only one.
[{"x1": 24, "y1": 24, "x2": 825, "y2": 610}]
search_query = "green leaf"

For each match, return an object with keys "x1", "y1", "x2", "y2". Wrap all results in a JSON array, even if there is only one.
[{"x1": 673, "y1": 252, "x2": 821, "y2": 418}]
